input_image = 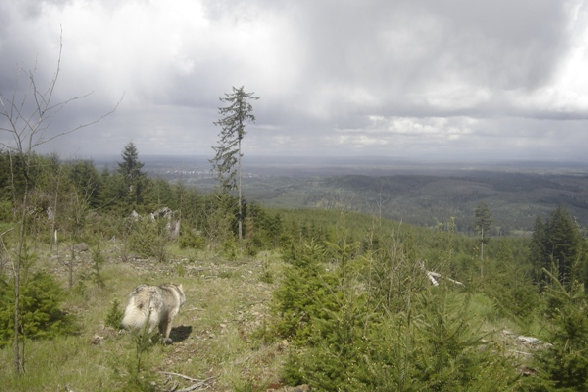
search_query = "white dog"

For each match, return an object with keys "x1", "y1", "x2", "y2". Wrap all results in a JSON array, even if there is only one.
[{"x1": 121, "y1": 283, "x2": 186, "y2": 343}]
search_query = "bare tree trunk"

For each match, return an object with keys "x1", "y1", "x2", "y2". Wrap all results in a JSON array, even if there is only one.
[
  {"x1": 69, "y1": 244, "x2": 75, "y2": 289},
  {"x1": 238, "y1": 137, "x2": 243, "y2": 241},
  {"x1": 480, "y1": 227, "x2": 484, "y2": 279},
  {"x1": 14, "y1": 180, "x2": 28, "y2": 374},
  {"x1": 6, "y1": 149, "x2": 24, "y2": 374},
  {"x1": 49, "y1": 167, "x2": 62, "y2": 252}
]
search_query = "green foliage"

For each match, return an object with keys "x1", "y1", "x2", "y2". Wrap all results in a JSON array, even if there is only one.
[
  {"x1": 128, "y1": 332, "x2": 157, "y2": 391},
  {"x1": 110, "y1": 332, "x2": 158, "y2": 392},
  {"x1": 118, "y1": 142, "x2": 146, "y2": 206},
  {"x1": 475, "y1": 202, "x2": 492, "y2": 263},
  {"x1": 105, "y1": 298, "x2": 124, "y2": 329},
  {"x1": 179, "y1": 228, "x2": 204, "y2": 249},
  {"x1": 245, "y1": 203, "x2": 284, "y2": 250},
  {"x1": 66, "y1": 160, "x2": 101, "y2": 207},
  {"x1": 409, "y1": 290, "x2": 515, "y2": 391},
  {"x1": 474, "y1": 202, "x2": 492, "y2": 240},
  {"x1": 211, "y1": 86, "x2": 258, "y2": 193},
  {"x1": 222, "y1": 238, "x2": 238, "y2": 260},
  {"x1": 258, "y1": 258, "x2": 274, "y2": 284},
  {"x1": 0, "y1": 151, "x2": 51, "y2": 202},
  {"x1": 200, "y1": 193, "x2": 239, "y2": 245},
  {"x1": 211, "y1": 86, "x2": 259, "y2": 240},
  {"x1": 272, "y1": 241, "x2": 337, "y2": 342},
  {"x1": 129, "y1": 219, "x2": 168, "y2": 262},
  {"x1": 530, "y1": 206, "x2": 583, "y2": 287},
  {"x1": 523, "y1": 273, "x2": 588, "y2": 391},
  {"x1": 143, "y1": 178, "x2": 175, "y2": 211},
  {"x1": 480, "y1": 239, "x2": 539, "y2": 325},
  {"x1": 91, "y1": 246, "x2": 106, "y2": 288},
  {"x1": 0, "y1": 272, "x2": 77, "y2": 346},
  {"x1": 97, "y1": 171, "x2": 128, "y2": 212},
  {"x1": 0, "y1": 199, "x2": 13, "y2": 222},
  {"x1": 277, "y1": 235, "x2": 518, "y2": 391}
]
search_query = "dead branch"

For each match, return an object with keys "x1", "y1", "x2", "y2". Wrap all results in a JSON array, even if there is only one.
[
  {"x1": 159, "y1": 372, "x2": 215, "y2": 392},
  {"x1": 0, "y1": 227, "x2": 14, "y2": 255},
  {"x1": 159, "y1": 371, "x2": 201, "y2": 382},
  {"x1": 175, "y1": 377, "x2": 216, "y2": 392},
  {"x1": 418, "y1": 260, "x2": 464, "y2": 287}
]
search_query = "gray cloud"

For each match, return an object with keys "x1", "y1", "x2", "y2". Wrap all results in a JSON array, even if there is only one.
[{"x1": 1, "y1": 0, "x2": 587, "y2": 161}]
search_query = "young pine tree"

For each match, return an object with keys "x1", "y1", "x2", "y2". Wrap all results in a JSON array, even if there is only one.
[
  {"x1": 474, "y1": 202, "x2": 492, "y2": 276},
  {"x1": 530, "y1": 206, "x2": 582, "y2": 287}
]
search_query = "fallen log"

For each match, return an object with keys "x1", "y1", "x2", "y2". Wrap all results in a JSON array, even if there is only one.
[{"x1": 419, "y1": 260, "x2": 464, "y2": 287}]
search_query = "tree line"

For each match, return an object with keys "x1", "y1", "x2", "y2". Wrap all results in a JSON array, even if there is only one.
[{"x1": 0, "y1": 143, "x2": 287, "y2": 253}]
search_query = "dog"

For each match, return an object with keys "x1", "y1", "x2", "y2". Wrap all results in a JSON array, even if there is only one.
[{"x1": 121, "y1": 283, "x2": 186, "y2": 343}]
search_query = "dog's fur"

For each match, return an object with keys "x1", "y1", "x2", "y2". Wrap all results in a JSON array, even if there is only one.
[{"x1": 121, "y1": 283, "x2": 186, "y2": 343}]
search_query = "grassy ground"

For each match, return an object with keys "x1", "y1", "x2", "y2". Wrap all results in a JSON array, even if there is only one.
[{"x1": 0, "y1": 243, "x2": 287, "y2": 392}]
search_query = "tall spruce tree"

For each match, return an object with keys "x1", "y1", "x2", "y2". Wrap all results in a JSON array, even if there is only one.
[
  {"x1": 118, "y1": 142, "x2": 145, "y2": 206},
  {"x1": 530, "y1": 206, "x2": 582, "y2": 287},
  {"x1": 210, "y1": 86, "x2": 258, "y2": 241}
]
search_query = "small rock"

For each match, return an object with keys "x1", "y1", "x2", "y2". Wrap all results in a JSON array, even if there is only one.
[
  {"x1": 267, "y1": 385, "x2": 309, "y2": 392},
  {"x1": 278, "y1": 340, "x2": 289, "y2": 351},
  {"x1": 518, "y1": 365, "x2": 537, "y2": 376},
  {"x1": 74, "y1": 243, "x2": 89, "y2": 252},
  {"x1": 518, "y1": 336, "x2": 541, "y2": 344}
]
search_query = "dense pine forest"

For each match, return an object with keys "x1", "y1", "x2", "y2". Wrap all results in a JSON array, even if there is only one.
[{"x1": 1, "y1": 145, "x2": 587, "y2": 391}]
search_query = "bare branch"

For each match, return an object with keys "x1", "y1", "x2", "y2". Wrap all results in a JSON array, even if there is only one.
[
  {"x1": 47, "y1": 25, "x2": 63, "y2": 106},
  {"x1": 0, "y1": 228, "x2": 15, "y2": 253},
  {"x1": 159, "y1": 371, "x2": 201, "y2": 382},
  {"x1": 35, "y1": 93, "x2": 124, "y2": 147},
  {"x1": 1, "y1": 27, "x2": 122, "y2": 153}
]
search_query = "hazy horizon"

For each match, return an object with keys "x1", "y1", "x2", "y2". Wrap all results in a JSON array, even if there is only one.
[{"x1": 82, "y1": 153, "x2": 588, "y2": 180}]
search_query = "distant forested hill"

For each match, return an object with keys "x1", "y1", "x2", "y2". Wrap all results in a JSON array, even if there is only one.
[
  {"x1": 244, "y1": 171, "x2": 588, "y2": 235},
  {"x1": 136, "y1": 155, "x2": 588, "y2": 235}
]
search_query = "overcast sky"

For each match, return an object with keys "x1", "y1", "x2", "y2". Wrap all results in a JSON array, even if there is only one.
[{"x1": 1, "y1": 0, "x2": 588, "y2": 162}]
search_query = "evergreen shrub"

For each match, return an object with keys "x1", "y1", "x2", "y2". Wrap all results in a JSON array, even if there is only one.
[
  {"x1": 0, "y1": 272, "x2": 77, "y2": 346},
  {"x1": 275, "y1": 235, "x2": 520, "y2": 391},
  {"x1": 105, "y1": 298, "x2": 124, "y2": 329},
  {"x1": 524, "y1": 277, "x2": 588, "y2": 391},
  {"x1": 129, "y1": 219, "x2": 168, "y2": 262},
  {"x1": 178, "y1": 229, "x2": 204, "y2": 250}
]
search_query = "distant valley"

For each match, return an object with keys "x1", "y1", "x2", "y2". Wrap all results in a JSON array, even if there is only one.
[{"x1": 102, "y1": 155, "x2": 588, "y2": 235}]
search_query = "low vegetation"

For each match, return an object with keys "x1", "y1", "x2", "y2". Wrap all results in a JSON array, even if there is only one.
[{"x1": 1, "y1": 148, "x2": 587, "y2": 391}]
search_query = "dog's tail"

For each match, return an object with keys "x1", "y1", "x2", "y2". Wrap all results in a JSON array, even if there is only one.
[{"x1": 121, "y1": 295, "x2": 152, "y2": 330}]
